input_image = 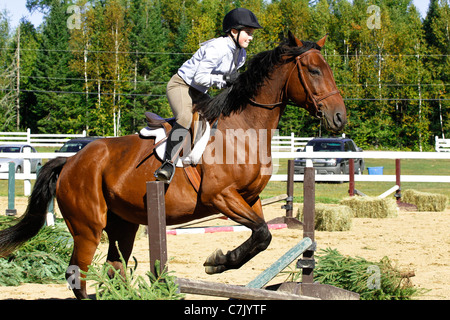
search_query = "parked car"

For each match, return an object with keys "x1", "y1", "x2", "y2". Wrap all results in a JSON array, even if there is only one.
[
  {"x1": 0, "y1": 144, "x2": 42, "y2": 173},
  {"x1": 56, "y1": 137, "x2": 102, "y2": 153},
  {"x1": 294, "y1": 137, "x2": 365, "y2": 175}
]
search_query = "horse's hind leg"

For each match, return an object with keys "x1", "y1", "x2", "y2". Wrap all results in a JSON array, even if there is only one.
[
  {"x1": 58, "y1": 185, "x2": 108, "y2": 299},
  {"x1": 64, "y1": 217, "x2": 105, "y2": 300},
  {"x1": 104, "y1": 211, "x2": 139, "y2": 278},
  {"x1": 203, "y1": 189, "x2": 272, "y2": 274}
]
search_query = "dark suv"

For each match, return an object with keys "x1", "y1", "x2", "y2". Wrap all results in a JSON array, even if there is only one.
[
  {"x1": 294, "y1": 137, "x2": 364, "y2": 175},
  {"x1": 56, "y1": 137, "x2": 102, "y2": 153}
]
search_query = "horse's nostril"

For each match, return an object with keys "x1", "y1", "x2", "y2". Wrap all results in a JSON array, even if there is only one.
[{"x1": 334, "y1": 112, "x2": 343, "y2": 126}]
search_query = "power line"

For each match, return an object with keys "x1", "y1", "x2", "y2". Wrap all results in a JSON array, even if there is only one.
[
  {"x1": 12, "y1": 75, "x2": 449, "y2": 88},
  {"x1": 0, "y1": 47, "x2": 449, "y2": 58},
  {"x1": 0, "y1": 88, "x2": 165, "y2": 97},
  {"x1": 0, "y1": 47, "x2": 193, "y2": 55},
  {"x1": 1, "y1": 88, "x2": 448, "y2": 101},
  {"x1": 20, "y1": 75, "x2": 167, "y2": 84}
]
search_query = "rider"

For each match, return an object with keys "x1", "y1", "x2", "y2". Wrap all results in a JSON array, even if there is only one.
[{"x1": 154, "y1": 8, "x2": 262, "y2": 183}]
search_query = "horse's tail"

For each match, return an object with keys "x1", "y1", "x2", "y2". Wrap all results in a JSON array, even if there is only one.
[{"x1": 0, "y1": 157, "x2": 67, "y2": 258}]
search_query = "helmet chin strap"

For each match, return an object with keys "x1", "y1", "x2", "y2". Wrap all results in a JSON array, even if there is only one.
[{"x1": 230, "y1": 29, "x2": 242, "y2": 49}]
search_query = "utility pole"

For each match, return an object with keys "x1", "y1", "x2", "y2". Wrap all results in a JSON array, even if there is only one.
[{"x1": 16, "y1": 24, "x2": 20, "y2": 130}]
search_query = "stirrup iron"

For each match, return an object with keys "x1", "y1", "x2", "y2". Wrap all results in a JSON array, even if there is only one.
[{"x1": 154, "y1": 160, "x2": 176, "y2": 184}]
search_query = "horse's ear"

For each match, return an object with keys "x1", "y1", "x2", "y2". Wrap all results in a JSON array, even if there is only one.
[
  {"x1": 287, "y1": 30, "x2": 303, "y2": 47},
  {"x1": 316, "y1": 34, "x2": 328, "y2": 48}
]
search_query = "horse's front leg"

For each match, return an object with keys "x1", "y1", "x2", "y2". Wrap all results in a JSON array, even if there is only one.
[{"x1": 203, "y1": 188, "x2": 272, "y2": 274}]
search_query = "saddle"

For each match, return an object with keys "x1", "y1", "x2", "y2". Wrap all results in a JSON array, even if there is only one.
[
  {"x1": 144, "y1": 111, "x2": 207, "y2": 146},
  {"x1": 140, "y1": 112, "x2": 209, "y2": 192}
]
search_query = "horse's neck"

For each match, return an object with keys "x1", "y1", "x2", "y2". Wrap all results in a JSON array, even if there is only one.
[{"x1": 226, "y1": 63, "x2": 290, "y2": 131}]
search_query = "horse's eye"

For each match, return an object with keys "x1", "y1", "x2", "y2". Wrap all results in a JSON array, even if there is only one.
[{"x1": 309, "y1": 68, "x2": 321, "y2": 76}]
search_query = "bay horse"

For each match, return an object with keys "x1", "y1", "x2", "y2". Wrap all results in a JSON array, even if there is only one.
[{"x1": 0, "y1": 32, "x2": 346, "y2": 299}]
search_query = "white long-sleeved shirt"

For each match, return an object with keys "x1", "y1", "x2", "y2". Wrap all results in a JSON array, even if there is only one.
[{"x1": 178, "y1": 36, "x2": 246, "y2": 93}]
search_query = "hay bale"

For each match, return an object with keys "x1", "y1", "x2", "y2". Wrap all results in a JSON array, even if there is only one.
[
  {"x1": 402, "y1": 189, "x2": 448, "y2": 212},
  {"x1": 298, "y1": 204, "x2": 353, "y2": 231},
  {"x1": 339, "y1": 196, "x2": 398, "y2": 218}
]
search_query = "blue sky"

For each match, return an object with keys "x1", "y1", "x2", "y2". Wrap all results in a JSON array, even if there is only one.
[{"x1": 2, "y1": 0, "x2": 432, "y2": 30}]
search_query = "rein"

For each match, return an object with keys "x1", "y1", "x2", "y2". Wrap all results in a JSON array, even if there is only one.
[{"x1": 249, "y1": 49, "x2": 340, "y2": 118}]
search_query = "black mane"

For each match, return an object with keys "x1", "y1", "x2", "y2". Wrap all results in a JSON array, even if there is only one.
[{"x1": 194, "y1": 39, "x2": 322, "y2": 122}]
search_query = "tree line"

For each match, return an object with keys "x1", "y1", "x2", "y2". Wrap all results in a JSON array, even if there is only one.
[{"x1": 0, "y1": 0, "x2": 448, "y2": 150}]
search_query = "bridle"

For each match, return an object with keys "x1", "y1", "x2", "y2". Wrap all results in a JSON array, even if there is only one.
[{"x1": 249, "y1": 49, "x2": 341, "y2": 119}]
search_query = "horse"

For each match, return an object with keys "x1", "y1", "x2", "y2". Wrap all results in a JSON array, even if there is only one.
[{"x1": 0, "y1": 32, "x2": 346, "y2": 299}]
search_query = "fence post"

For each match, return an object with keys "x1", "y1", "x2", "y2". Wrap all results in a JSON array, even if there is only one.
[
  {"x1": 26, "y1": 128, "x2": 31, "y2": 144},
  {"x1": 301, "y1": 159, "x2": 315, "y2": 284},
  {"x1": 6, "y1": 162, "x2": 17, "y2": 216},
  {"x1": 146, "y1": 181, "x2": 168, "y2": 277},
  {"x1": 285, "y1": 160, "x2": 294, "y2": 218},
  {"x1": 348, "y1": 159, "x2": 355, "y2": 196}
]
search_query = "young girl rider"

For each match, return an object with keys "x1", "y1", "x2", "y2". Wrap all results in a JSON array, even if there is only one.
[{"x1": 155, "y1": 8, "x2": 262, "y2": 183}]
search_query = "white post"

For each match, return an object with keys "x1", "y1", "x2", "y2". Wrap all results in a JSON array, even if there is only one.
[
  {"x1": 305, "y1": 146, "x2": 313, "y2": 168},
  {"x1": 291, "y1": 132, "x2": 295, "y2": 153},
  {"x1": 26, "y1": 128, "x2": 31, "y2": 144},
  {"x1": 23, "y1": 146, "x2": 31, "y2": 196}
]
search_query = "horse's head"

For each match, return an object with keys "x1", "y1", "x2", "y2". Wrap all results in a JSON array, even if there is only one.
[{"x1": 285, "y1": 32, "x2": 347, "y2": 133}]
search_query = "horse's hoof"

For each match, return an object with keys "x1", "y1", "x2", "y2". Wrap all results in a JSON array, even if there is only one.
[
  {"x1": 203, "y1": 248, "x2": 224, "y2": 267},
  {"x1": 204, "y1": 265, "x2": 226, "y2": 274}
]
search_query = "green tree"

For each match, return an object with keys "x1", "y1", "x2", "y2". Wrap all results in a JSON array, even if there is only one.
[
  {"x1": 26, "y1": 0, "x2": 84, "y2": 134},
  {"x1": 0, "y1": 9, "x2": 16, "y2": 131},
  {"x1": 126, "y1": 0, "x2": 172, "y2": 132}
]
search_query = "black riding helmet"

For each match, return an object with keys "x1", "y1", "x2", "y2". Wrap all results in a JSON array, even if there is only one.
[{"x1": 222, "y1": 8, "x2": 262, "y2": 34}]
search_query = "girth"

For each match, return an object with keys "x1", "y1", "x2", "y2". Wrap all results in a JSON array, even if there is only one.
[{"x1": 143, "y1": 112, "x2": 203, "y2": 192}]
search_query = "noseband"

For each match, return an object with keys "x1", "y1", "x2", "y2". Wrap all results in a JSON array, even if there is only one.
[{"x1": 250, "y1": 49, "x2": 341, "y2": 118}]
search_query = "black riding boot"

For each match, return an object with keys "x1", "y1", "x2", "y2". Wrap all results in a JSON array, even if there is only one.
[{"x1": 154, "y1": 122, "x2": 189, "y2": 184}]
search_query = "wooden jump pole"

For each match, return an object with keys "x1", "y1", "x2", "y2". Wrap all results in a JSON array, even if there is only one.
[
  {"x1": 176, "y1": 278, "x2": 318, "y2": 300},
  {"x1": 300, "y1": 163, "x2": 315, "y2": 284},
  {"x1": 146, "y1": 181, "x2": 168, "y2": 276}
]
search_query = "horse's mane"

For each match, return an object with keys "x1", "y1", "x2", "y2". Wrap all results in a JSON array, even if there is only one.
[{"x1": 194, "y1": 38, "x2": 322, "y2": 122}]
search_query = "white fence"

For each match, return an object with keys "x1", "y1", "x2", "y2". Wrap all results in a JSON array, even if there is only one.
[
  {"x1": 1, "y1": 149, "x2": 449, "y2": 196},
  {"x1": 271, "y1": 133, "x2": 313, "y2": 152},
  {"x1": 1, "y1": 130, "x2": 447, "y2": 152},
  {"x1": 0, "y1": 129, "x2": 87, "y2": 147},
  {"x1": 0, "y1": 130, "x2": 312, "y2": 151}
]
